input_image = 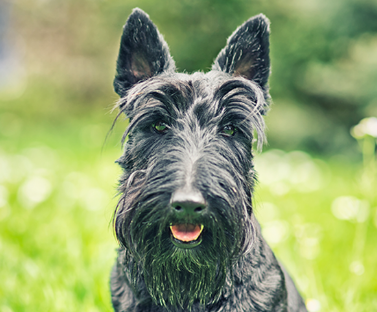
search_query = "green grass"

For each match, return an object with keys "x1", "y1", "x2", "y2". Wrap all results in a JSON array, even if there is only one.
[
  {"x1": 0, "y1": 108, "x2": 123, "y2": 311},
  {"x1": 254, "y1": 149, "x2": 377, "y2": 312},
  {"x1": 0, "y1": 105, "x2": 376, "y2": 311}
]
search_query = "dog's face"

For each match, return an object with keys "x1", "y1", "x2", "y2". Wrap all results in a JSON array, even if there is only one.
[{"x1": 113, "y1": 9, "x2": 270, "y2": 309}]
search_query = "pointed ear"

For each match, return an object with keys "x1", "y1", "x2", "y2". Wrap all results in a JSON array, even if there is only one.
[
  {"x1": 114, "y1": 8, "x2": 175, "y2": 97},
  {"x1": 212, "y1": 14, "x2": 270, "y2": 97}
]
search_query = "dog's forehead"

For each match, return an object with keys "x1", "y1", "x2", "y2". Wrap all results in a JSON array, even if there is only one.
[
  {"x1": 158, "y1": 71, "x2": 236, "y2": 122},
  {"x1": 154, "y1": 70, "x2": 246, "y2": 112},
  {"x1": 123, "y1": 69, "x2": 263, "y2": 138},
  {"x1": 125, "y1": 70, "x2": 239, "y2": 116},
  {"x1": 175, "y1": 71, "x2": 232, "y2": 96}
]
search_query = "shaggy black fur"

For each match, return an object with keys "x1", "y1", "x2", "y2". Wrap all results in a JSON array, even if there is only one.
[{"x1": 110, "y1": 8, "x2": 307, "y2": 312}]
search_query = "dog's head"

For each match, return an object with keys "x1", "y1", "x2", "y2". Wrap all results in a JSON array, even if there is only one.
[{"x1": 112, "y1": 8, "x2": 271, "y2": 309}]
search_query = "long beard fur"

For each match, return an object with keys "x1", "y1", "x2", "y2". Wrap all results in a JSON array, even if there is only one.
[
  {"x1": 122, "y1": 220, "x2": 236, "y2": 310},
  {"x1": 144, "y1": 243, "x2": 228, "y2": 309},
  {"x1": 119, "y1": 209, "x2": 244, "y2": 310},
  {"x1": 115, "y1": 169, "x2": 255, "y2": 310}
]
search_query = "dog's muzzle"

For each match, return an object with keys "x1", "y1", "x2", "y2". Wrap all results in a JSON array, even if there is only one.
[{"x1": 169, "y1": 186, "x2": 206, "y2": 248}]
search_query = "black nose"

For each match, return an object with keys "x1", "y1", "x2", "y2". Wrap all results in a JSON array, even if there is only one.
[{"x1": 170, "y1": 187, "x2": 206, "y2": 217}]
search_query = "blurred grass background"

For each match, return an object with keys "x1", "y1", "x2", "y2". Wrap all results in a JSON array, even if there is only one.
[{"x1": 0, "y1": 0, "x2": 376, "y2": 311}]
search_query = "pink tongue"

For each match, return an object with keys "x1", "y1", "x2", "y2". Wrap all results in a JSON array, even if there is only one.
[{"x1": 170, "y1": 224, "x2": 202, "y2": 242}]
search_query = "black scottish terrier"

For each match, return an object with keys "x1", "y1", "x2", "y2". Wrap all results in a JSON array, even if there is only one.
[{"x1": 110, "y1": 8, "x2": 307, "y2": 312}]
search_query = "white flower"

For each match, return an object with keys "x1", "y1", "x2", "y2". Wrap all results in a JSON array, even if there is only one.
[{"x1": 351, "y1": 117, "x2": 377, "y2": 139}]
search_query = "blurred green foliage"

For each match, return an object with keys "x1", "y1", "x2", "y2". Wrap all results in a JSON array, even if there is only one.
[
  {"x1": 2, "y1": 0, "x2": 377, "y2": 154},
  {"x1": 1, "y1": 0, "x2": 377, "y2": 311}
]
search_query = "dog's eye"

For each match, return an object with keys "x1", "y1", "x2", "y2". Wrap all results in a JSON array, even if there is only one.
[
  {"x1": 152, "y1": 121, "x2": 169, "y2": 134},
  {"x1": 221, "y1": 125, "x2": 237, "y2": 137}
]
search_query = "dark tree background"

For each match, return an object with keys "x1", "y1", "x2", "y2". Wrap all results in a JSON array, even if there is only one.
[{"x1": 2, "y1": 0, "x2": 377, "y2": 156}]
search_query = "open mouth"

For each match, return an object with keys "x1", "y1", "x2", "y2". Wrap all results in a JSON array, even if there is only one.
[{"x1": 170, "y1": 224, "x2": 204, "y2": 248}]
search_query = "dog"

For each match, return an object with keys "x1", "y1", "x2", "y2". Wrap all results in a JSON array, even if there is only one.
[{"x1": 110, "y1": 8, "x2": 307, "y2": 312}]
